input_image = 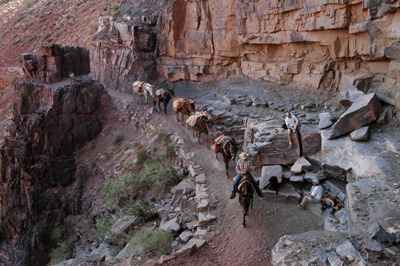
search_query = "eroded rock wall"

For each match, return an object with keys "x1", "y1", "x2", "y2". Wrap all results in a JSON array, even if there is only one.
[
  {"x1": 157, "y1": 0, "x2": 400, "y2": 98},
  {"x1": 0, "y1": 77, "x2": 109, "y2": 265}
]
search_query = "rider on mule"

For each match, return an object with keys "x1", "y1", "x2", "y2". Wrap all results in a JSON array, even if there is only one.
[{"x1": 229, "y1": 152, "x2": 263, "y2": 199}]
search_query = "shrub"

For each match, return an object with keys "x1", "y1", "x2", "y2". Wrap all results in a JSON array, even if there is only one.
[
  {"x1": 26, "y1": 2, "x2": 32, "y2": 8},
  {"x1": 90, "y1": 23, "x2": 99, "y2": 33},
  {"x1": 94, "y1": 213, "x2": 112, "y2": 241},
  {"x1": 74, "y1": 146, "x2": 82, "y2": 156},
  {"x1": 132, "y1": 142, "x2": 141, "y2": 149},
  {"x1": 65, "y1": 14, "x2": 72, "y2": 19},
  {"x1": 136, "y1": 149, "x2": 147, "y2": 164},
  {"x1": 27, "y1": 36, "x2": 36, "y2": 42},
  {"x1": 12, "y1": 40, "x2": 18, "y2": 45},
  {"x1": 80, "y1": 87, "x2": 89, "y2": 95},
  {"x1": 49, "y1": 238, "x2": 76, "y2": 264},
  {"x1": 74, "y1": 170, "x2": 86, "y2": 187},
  {"x1": 130, "y1": 227, "x2": 173, "y2": 256},
  {"x1": 15, "y1": 54, "x2": 21, "y2": 62},
  {"x1": 126, "y1": 199, "x2": 157, "y2": 223},
  {"x1": 103, "y1": 179, "x2": 125, "y2": 205},
  {"x1": 112, "y1": 134, "x2": 124, "y2": 145}
]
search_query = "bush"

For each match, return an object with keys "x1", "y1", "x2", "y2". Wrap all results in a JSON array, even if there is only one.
[
  {"x1": 74, "y1": 146, "x2": 82, "y2": 156},
  {"x1": 130, "y1": 227, "x2": 173, "y2": 256},
  {"x1": 112, "y1": 134, "x2": 124, "y2": 145},
  {"x1": 80, "y1": 87, "x2": 89, "y2": 95},
  {"x1": 136, "y1": 149, "x2": 147, "y2": 164},
  {"x1": 94, "y1": 213, "x2": 112, "y2": 241},
  {"x1": 125, "y1": 199, "x2": 157, "y2": 223},
  {"x1": 103, "y1": 179, "x2": 125, "y2": 205},
  {"x1": 75, "y1": 170, "x2": 86, "y2": 187},
  {"x1": 49, "y1": 238, "x2": 76, "y2": 264}
]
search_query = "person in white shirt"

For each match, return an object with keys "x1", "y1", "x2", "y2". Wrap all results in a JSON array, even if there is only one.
[
  {"x1": 283, "y1": 112, "x2": 299, "y2": 148},
  {"x1": 299, "y1": 179, "x2": 323, "y2": 209}
]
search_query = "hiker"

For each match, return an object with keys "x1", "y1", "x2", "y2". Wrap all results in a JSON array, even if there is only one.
[
  {"x1": 230, "y1": 152, "x2": 263, "y2": 199},
  {"x1": 281, "y1": 112, "x2": 300, "y2": 148},
  {"x1": 298, "y1": 179, "x2": 323, "y2": 209}
]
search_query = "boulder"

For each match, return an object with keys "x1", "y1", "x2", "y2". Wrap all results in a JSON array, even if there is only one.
[
  {"x1": 195, "y1": 174, "x2": 206, "y2": 184},
  {"x1": 109, "y1": 215, "x2": 138, "y2": 237},
  {"x1": 376, "y1": 109, "x2": 388, "y2": 125},
  {"x1": 260, "y1": 165, "x2": 283, "y2": 189},
  {"x1": 300, "y1": 126, "x2": 321, "y2": 156},
  {"x1": 171, "y1": 178, "x2": 195, "y2": 196},
  {"x1": 304, "y1": 172, "x2": 318, "y2": 183},
  {"x1": 196, "y1": 199, "x2": 210, "y2": 211},
  {"x1": 262, "y1": 182, "x2": 300, "y2": 203},
  {"x1": 318, "y1": 112, "x2": 334, "y2": 129},
  {"x1": 328, "y1": 93, "x2": 382, "y2": 139},
  {"x1": 338, "y1": 84, "x2": 365, "y2": 108},
  {"x1": 174, "y1": 238, "x2": 206, "y2": 256},
  {"x1": 115, "y1": 243, "x2": 142, "y2": 262},
  {"x1": 179, "y1": 230, "x2": 194, "y2": 242},
  {"x1": 291, "y1": 157, "x2": 312, "y2": 174},
  {"x1": 160, "y1": 216, "x2": 181, "y2": 233},
  {"x1": 350, "y1": 126, "x2": 370, "y2": 141},
  {"x1": 367, "y1": 223, "x2": 397, "y2": 244},
  {"x1": 363, "y1": 240, "x2": 382, "y2": 255},
  {"x1": 327, "y1": 252, "x2": 344, "y2": 266},
  {"x1": 336, "y1": 240, "x2": 365, "y2": 264},
  {"x1": 289, "y1": 174, "x2": 304, "y2": 183}
]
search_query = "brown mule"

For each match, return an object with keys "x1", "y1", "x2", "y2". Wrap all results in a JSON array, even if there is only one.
[{"x1": 210, "y1": 132, "x2": 238, "y2": 178}]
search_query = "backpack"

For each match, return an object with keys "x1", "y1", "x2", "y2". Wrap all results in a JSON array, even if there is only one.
[
  {"x1": 266, "y1": 176, "x2": 279, "y2": 192},
  {"x1": 320, "y1": 197, "x2": 342, "y2": 214}
]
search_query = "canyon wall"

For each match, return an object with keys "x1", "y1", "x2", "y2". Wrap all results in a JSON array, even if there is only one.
[
  {"x1": 157, "y1": 0, "x2": 400, "y2": 99},
  {"x1": 0, "y1": 77, "x2": 109, "y2": 265}
]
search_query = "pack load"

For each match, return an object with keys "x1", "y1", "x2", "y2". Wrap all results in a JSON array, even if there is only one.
[{"x1": 320, "y1": 197, "x2": 342, "y2": 213}]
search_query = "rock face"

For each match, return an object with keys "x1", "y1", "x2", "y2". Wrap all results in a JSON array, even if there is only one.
[
  {"x1": 154, "y1": 0, "x2": 400, "y2": 98},
  {"x1": 22, "y1": 43, "x2": 90, "y2": 83},
  {"x1": 0, "y1": 77, "x2": 109, "y2": 265},
  {"x1": 89, "y1": 15, "x2": 159, "y2": 94}
]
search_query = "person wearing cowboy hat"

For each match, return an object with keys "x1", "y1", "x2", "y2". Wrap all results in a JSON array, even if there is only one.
[
  {"x1": 298, "y1": 179, "x2": 323, "y2": 209},
  {"x1": 230, "y1": 152, "x2": 263, "y2": 199}
]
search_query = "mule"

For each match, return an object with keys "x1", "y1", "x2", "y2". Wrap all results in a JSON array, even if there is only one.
[
  {"x1": 186, "y1": 112, "x2": 214, "y2": 147},
  {"x1": 210, "y1": 132, "x2": 238, "y2": 178},
  {"x1": 238, "y1": 173, "x2": 254, "y2": 227},
  {"x1": 153, "y1": 88, "x2": 175, "y2": 114},
  {"x1": 172, "y1": 97, "x2": 195, "y2": 127},
  {"x1": 132, "y1": 81, "x2": 154, "y2": 104}
]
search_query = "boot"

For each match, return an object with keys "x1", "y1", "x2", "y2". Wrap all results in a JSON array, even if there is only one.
[{"x1": 229, "y1": 192, "x2": 236, "y2": 199}]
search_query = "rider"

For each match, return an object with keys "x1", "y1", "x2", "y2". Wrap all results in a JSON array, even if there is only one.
[{"x1": 229, "y1": 152, "x2": 263, "y2": 199}]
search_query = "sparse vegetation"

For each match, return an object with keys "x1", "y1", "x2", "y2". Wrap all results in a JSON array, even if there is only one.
[
  {"x1": 112, "y1": 134, "x2": 124, "y2": 145},
  {"x1": 74, "y1": 146, "x2": 83, "y2": 156},
  {"x1": 130, "y1": 227, "x2": 173, "y2": 256},
  {"x1": 74, "y1": 170, "x2": 86, "y2": 187},
  {"x1": 80, "y1": 87, "x2": 89, "y2": 95},
  {"x1": 94, "y1": 213, "x2": 112, "y2": 241},
  {"x1": 49, "y1": 226, "x2": 76, "y2": 265}
]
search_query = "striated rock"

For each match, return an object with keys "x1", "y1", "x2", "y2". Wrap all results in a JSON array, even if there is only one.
[
  {"x1": 300, "y1": 126, "x2": 322, "y2": 156},
  {"x1": 350, "y1": 126, "x2": 370, "y2": 141},
  {"x1": 328, "y1": 93, "x2": 382, "y2": 139}
]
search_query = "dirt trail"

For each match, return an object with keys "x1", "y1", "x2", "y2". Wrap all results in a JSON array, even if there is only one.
[{"x1": 108, "y1": 89, "x2": 324, "y2": 266}]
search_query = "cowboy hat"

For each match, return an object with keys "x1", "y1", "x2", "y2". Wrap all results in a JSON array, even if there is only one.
[{"x1": 239, "y1": 152, "x2": 249, "y2": 160}]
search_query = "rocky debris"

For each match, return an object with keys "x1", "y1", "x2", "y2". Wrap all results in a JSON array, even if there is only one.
[
  {"x1": 108, "y1": 215, "x2": 137, "y2": 240},
  {"x1": 350, "y1": 126, "x2": 370, "y2": 141},
  {"x1": 339, "y1": 84, "x2": 365, "y2": 108},
  {"x1": 179, "y1": 230, "x2": 194, "y2": 243},
  {"x1": 304, "y1": 172, "x2": 318, "y2": 183},
  {"x1": 170, "y1": 179, "x2": 195, "y2": 196},
  {"x1": 290, "y1": 157, "x2": 312, "y2": 174},
  {"x1": 328, "y1": 93, "x2": 382, "y2": 139},
  {"x1": 318, "y1": 112, "x2": 335, "y2": 129},
  {"x1": 260, "y1": 165, "x2": 283, "y2": 189},
  {"x1": 115, "y1": 243, "x2": 143, "y2": 262},
  {"x1": 336, "y1": 240, "x2": 366, "y2": 265},
  {"x1": 173, "y1": 239, "x2": 206, "y2": 256},
  {"x1": 195, "y1": 174, "x2": 206, "y2": 184}
]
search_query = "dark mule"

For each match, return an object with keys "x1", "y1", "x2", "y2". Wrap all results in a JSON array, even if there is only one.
[
  {"x1": 210, "y1": 132, "x2": 238, "y2": 178},
  {"x1": 153, "y1": 88, "x2": 175, "y2": 114},
  {"x1": 238, "y1": 172, "x2": 254, "y2": 227},
  {"x1": 193, "y1": 116, "x2": 213, "y2": 147}
]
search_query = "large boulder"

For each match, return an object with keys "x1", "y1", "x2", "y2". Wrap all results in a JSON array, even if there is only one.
[
  {"x1": 260, "y1": 165, "x2": 283, "y2": 189},
  {"x1": 338, "y1": 84, "x2": 365, "y2": 108},
  {"x1": 291, "y1": 157, "x2": 312, "y2": 174},
  {"x1": 300, "y1": 126, "x2": 321, "y2": 156},
  {"x1": 328, "y1": 93, "x2": 382, "y2": 139},
  {"x1": 318, "y1": 112, "x2": 335, "y2": 129}
]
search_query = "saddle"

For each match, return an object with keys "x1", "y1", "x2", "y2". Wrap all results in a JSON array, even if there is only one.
[
  {"x1": 238, "y1": 175, "x2": 255, "y2": 192},
  {"x1": 214, "y1": 135, "x2": 232, "y2": 146}
]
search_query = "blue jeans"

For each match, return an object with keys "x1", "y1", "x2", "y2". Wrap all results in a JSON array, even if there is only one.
[{"x1": 232, "y1": 173, "x2": 260, "y2": 193}]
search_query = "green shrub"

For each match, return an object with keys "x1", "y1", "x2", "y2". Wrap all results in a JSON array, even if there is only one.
[
  {"x1": 130, "y1": 227, "x2": 173, "y2": 256},
  {"x1": 103, "y1": 179, "x2": 125, "y2": 205},
  {"x1": 126, "y1": 199, "x2": 157, "y2": 223},
  {"x1": 26, "y1": 2, "x2": 32, "y2": 8},
  {"x1": 90, "y1": 23, "x2": 99, "y2": 33},
  {"x1": 49, "y1": 238, "x2": 76, "y2": 264},
  {"x1": 112, "y1": 134, "x2": 124, "y2": 145},
  {"x1": 15, "y1": 54, "x2": 21, "y2": 62},
  {"x1": 136, "y1": 149, "x2": 147, "y2": 164},
  {"x1": 75, "y1": 170, "x2": 86, "y2": 187},
  {"x1": 28, "y1": 36, "x2": 36, "y2": 42},
  {"x1": 74, "y1": 146, "x2": 82, "y2": 156},
  {"x1": 80, "y1": 87, "x2": 89, "y2": 95},
  {"x1": 132, "y1": 142, "x2": 141, "y2": 149},
  {"x1": 12, "y1": 40, "x2": 18, "y2": 45},
  {"x1": 65, "y1": 14, "x2": 72, "y2": 19},
  {"x1": 94, "y1": 213, "x2": 112, "y2": 241}
]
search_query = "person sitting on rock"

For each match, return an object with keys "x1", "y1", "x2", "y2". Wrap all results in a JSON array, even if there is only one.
[
  {"x1": 298, "y1": 179, "x2": 323, "y2": 209},
  {"x1": 229, "y1": 152, "x2": 263, "y2": 199},
  {"x1": 281, "y1": 112, "x2": 300, "y2": 148}
]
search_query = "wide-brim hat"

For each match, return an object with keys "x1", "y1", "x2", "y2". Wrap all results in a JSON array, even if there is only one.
[{"x1": 239, "y1": 152, "x2": 249, "y2": 160}]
